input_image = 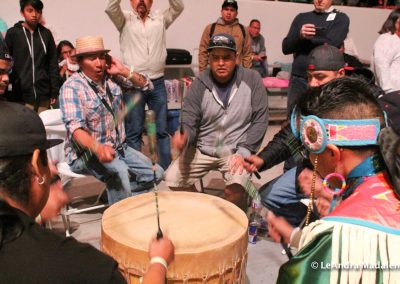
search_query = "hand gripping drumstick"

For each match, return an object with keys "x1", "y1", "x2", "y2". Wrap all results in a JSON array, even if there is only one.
[{"x1": 145, "y1": 110, "x2": 163, "y2": 240}]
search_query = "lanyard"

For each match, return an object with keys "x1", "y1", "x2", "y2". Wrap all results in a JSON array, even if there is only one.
[
  {"x1": 81, "y1": 73, "x2": 115, "y2": 117},
  {"x1": 78, "y1": 72, "x2": 124, "y2": 157}
]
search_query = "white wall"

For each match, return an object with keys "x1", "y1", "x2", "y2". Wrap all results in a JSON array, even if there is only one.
[{"x1": 1, "y1": 0, "x2": 391, "y2": 65}]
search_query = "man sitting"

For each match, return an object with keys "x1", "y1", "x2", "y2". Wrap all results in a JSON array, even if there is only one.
[
  {"x1": 59, "y1": 36, "x2": 163, "y2": 205},
  {"x1": 165, "y1": 33, "x2": 268, "y2": 211}
]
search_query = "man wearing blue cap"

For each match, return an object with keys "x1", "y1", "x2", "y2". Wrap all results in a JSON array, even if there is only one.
[{"x1": 165, "y1": 33, "x2": 268, "y2": 211}]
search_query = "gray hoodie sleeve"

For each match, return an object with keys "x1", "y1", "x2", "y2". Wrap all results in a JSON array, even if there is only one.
[
  {"x1": 236, "y1": 72, "x2": 268, "y2": 156},
  {"x1": 181, "y1": 79, "x2": 205, "y2": 146}
]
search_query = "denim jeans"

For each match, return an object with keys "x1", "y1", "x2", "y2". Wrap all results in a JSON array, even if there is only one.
[
  {"x1": 69, "y1": 144, "x2": 164, "y2": 205},
  {"x1": 259, "y1": 167, "x2": 307, "y2": 226},
  {"x1": 124, "y1": 77, "x2": 171, "y2": 170}
]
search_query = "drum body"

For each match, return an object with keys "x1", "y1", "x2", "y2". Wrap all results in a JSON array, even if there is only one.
[{"x1": 101, "y1": 191, "x2": 248, "y2": 283}]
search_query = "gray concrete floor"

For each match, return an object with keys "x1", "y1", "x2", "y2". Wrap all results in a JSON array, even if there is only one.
[{"x1": 49, "y1": 123, "x2": 288, "y2": 284}]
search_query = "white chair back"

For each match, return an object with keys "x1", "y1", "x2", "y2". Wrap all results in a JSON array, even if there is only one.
[
  {"x1": 39, "y1": 109, "x2": 107, "y2": 236},
  {"x1": 39, "y1": 109, "x2": 84, "y2": 178}
]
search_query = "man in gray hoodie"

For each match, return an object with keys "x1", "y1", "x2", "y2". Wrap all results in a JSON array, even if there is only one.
[{"x1": 165, "y1": 34, "x2": 268, "y2": 211}]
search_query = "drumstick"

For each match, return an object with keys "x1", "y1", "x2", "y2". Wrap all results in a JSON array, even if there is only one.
[
  {"x1": 244, "y1": 158, "x2": 261, "y2": 179},
  {"x1": 281, "y1": 241, "x2": 293, "y2": 259},
  {"x1": 179, "y1": 80, "x2": 184, "y2": 134},
  {"x1": 153, "y1": 181, "x2": 163, "y2": 240},
  {"x1": 115, "y1": 92, "x2": 141, "y2": 125},
  {"x1": 145, "y1": 111, "x2": 164, "y2": 240}
]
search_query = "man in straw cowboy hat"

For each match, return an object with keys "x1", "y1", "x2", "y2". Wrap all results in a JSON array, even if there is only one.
[{"x1": 59, "y1": 35, "x2": 164, "y2": 205}]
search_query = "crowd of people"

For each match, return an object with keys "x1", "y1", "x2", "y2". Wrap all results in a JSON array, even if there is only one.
[{"x1": 0, "y1": 0, "x2": 400, "y2": 283}]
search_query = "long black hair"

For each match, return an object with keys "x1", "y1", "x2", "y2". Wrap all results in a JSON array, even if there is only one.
[
  {"x1": 0, "y1": 152, "x2": 48, "y2": 250},
  {"x1": 56, "y1": 40, "x2": 74, "y2": 62},
  {"x1": 379, "y1": 8, "x2": 400, "y2": 34}
]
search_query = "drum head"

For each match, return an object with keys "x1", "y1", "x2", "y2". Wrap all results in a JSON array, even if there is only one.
[{"x1": 102, "y1": 191, "x2": 248, "y2": 283}]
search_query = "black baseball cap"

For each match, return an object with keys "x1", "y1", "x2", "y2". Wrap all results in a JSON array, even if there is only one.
[
  {"x1": 208, "y1": 33, "x2": 237, "y2": 53},
  {"x1": 222, "y1": 0, "x2": 238, "y2": 10},
  {"x1": 0, "y1": 50, "x2": 12, "y2": 62},
  {"x1": 0, "y1": 44, "x2": 12, "y2": 62},
  {"x1": 308, "y1": 45, "x2": 345, "y2": 71},
  {"x1": 0, "y1": 102, "x2": 63, "y2": 158}
]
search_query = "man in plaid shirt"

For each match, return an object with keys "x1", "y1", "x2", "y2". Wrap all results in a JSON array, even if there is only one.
[{"x1": 60, "y1": 36, "x2": 163, "y2": 204}]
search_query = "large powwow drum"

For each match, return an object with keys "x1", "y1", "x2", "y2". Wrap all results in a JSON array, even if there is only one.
[{"x1": 101, "y1": 191, "x2": 248, "y2": 283}]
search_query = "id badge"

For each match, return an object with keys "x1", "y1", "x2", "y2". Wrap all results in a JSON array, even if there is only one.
[{"x1": 326, "y1": 13, "x2": 336, "y2": 21}]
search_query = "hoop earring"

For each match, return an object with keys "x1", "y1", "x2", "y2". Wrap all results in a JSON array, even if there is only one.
[
  {"x1": 322, "y1": 173, "x2": 346, "y2": 196},
  {"x1": 37, "y1": 176, "x2": 45, "y2": 185}
]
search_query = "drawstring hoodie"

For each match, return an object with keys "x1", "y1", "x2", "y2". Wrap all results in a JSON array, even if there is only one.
[{"x1": 5, "y1": 21, "x2": 59, "y2": 105}]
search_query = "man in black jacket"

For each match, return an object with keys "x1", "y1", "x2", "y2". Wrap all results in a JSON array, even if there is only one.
[
  {"x1": 244, "y1": 45, "x2": 346, "y2": 226},
  {"x1": 5, "y1": 0, "x2": 59, "y2": 112},
  {"x1": 282, "y1": 0, "x2": 349, "y2": 112}
]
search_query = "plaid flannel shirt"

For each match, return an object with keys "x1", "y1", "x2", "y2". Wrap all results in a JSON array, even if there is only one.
[{"x1": 59, "y1": 72, "x2": 126, "y2": 164}]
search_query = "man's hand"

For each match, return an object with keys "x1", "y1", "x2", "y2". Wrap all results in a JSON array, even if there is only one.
[
  {"x1": 300, "y1": 23, "x2": 316, "y2": 39},
  {"x1": 298, "y1": 168, "x2": 332, "y2": 217},
  {"x1": 253, "y1": 55, "x2": 263, "y2": 62},
  {"x1": 243, "y1": 155, "x2": 264, "y2": 173},
  {"x1": 267, "y1": 211, "x2": 294, "y2": 244},
  {"x1": 131, "y1": 72, "x2": 147, "y2": 88},
  {"x1": 171, "y1": 130, "x2": 188, "y2": 152},
  {"x1": 149, "y1": 237, "x2": 175, "y2": 266},
  {"x1": 106, "y1": 56, "x2": 127, "y2": 76},
  {"x1": 94, "y1": 144, "x2": 116, "y2": 163},
  {"x1": 106, "y1": 57, "x2": 147, "y2": 88},
  {"x1": 228, "y1": 154, "x2": 245, "y2": 175}
]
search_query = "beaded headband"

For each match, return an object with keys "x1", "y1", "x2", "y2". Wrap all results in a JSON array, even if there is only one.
[{"x1": 300, "y1": 115, "x2": 381, "y2": 154}]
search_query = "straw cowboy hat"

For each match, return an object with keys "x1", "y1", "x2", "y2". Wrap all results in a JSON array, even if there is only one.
[{"x1": 73, "y1": 36, "x2": 110, "y2": 58}]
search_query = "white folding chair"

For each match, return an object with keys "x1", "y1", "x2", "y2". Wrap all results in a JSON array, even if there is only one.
[{"x1": 39, "y1": 109, "x2": 108, "y2": 236}]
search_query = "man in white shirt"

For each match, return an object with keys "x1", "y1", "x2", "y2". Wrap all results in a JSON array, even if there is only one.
[{"x1": 105, "y1": 0, "x2": 184, "y2": 169}]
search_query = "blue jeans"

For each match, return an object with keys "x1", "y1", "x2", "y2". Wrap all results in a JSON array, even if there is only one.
[
  {"x1": 70, "y1": 144, "x2": 164, "y2": 205},
  {"x1": 259, "y1": 167, "x2": 307, "y2": 226},
  {"x1": 124, "y1": 77, "x2": 171, "y2": 170}
]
